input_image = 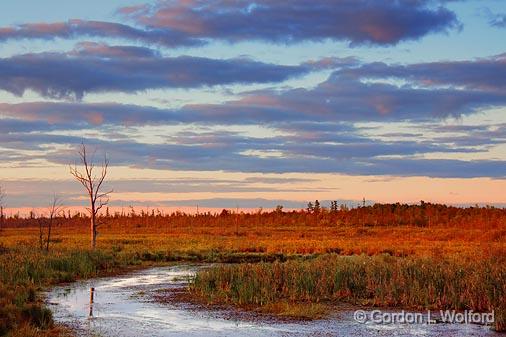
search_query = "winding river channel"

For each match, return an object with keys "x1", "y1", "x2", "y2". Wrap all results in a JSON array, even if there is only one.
[{"x1": 46, "y1": 265, "x2": 501, "y2": 337}]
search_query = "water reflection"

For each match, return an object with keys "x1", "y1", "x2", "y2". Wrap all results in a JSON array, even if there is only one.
[{"x1": 89, "y1": 287, "x2": 95, "y2": 317}]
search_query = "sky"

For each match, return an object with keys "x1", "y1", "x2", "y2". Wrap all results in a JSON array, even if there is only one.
[{"x1": 0, "y1": 0, "x2": 505, "y2": 212}]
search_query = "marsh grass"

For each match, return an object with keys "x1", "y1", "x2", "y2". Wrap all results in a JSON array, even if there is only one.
[
  {"x1": 258, "y1": 302, "x2": 329, "y2": 320},
  {"x1": 0, "y1": 205, "x2": 504, "y2": 335},
  {"x1": 0, "y1": 245, "x2": 297, "y2": 336},
  {"x1": 190, "y1": 254, "x2": 506, "y2": 331},
  {"x1": 0, "y1": 247, "x2": 137, "y2": 336}
]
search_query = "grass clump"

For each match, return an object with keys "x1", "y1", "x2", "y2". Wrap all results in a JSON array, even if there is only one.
[
  {"x1": 258, "y1": 302, "x2": 329, "y2": 320},
  {"x1": 190, "y1": 254, "x2": 506, "y2": 331}
]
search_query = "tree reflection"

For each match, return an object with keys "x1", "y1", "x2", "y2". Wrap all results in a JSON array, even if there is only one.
[{"x1": 89, "y1": 287, "x2": 94, "y2": 317}]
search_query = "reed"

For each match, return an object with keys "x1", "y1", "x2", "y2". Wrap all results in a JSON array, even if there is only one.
[{"x1": 191, "y1": 254, "x2": 506, "y2": 331}]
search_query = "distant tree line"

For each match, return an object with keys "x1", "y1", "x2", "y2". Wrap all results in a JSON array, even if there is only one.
[{"x1": 2, "y1": 200, "x2": 504, "y2": 230}]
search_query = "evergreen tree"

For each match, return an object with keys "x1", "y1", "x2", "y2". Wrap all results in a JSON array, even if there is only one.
[{"x1": 314, "y1": 200, "x2": 321, "y2": 213}]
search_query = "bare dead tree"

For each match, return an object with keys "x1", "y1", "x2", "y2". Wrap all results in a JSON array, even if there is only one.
[
  {"x1": 0, "y1": 186, "x2": 4, "y2": 232},
  {"x1": 46, "y1": 194, "x2": 63, "y2": 252},
  {"x1": 37, "y1": 216, "x2": 44, "y2": 250},
  {"x1": 70, "y1": 143, "x2": 112, "y2": 249}
]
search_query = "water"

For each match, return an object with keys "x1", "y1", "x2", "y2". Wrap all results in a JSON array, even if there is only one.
[{"x1": 46, "y1": 265, "x2": 500, "y2": 337}]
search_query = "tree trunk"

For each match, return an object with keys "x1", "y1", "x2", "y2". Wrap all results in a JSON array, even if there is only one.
[
  {"x1": 91, "y1": 214, "x2": 96, "y2": 249},
  {"x1": 46, "y1": 217, "x2": 52, "y2": 252},
  {"x1": 38, "y1": 220, "x2": 44, "y2": 250},
  {"x1": 91, "y1": 203, "x2": 96, "y2": 249}
]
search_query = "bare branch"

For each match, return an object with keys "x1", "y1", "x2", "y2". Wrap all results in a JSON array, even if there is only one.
[
  {"x1": 45, "y1": 194, "x2": 64, "y2": 252},
  {"x1": 48, "y1": 194, "x2": 64, "y2": 219}
]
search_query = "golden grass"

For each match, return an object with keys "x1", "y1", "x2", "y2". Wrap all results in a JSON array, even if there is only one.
[
  {"x1": 191, "y1": 254, "x2": 506, "y2": 331},
  {"x1": 2, "y1": 213, "x2": 504, "y2": 259},
  {"x1": 0, "y1": 204, "x2": 504, "y2": 335},
  {"x1": 257, "y1": 302, "x2": 329, "y2": 320}
]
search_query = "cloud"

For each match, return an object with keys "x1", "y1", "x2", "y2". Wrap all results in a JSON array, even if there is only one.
[
  {"x1": 0, "y1": 102, "x2": 180, "y2": 127},
  {"x1": 0, "y1": 1, "x2": 459, "y2": 48},
  {"x1": 147, "y1": 198, "x2": 310, "y2": 209},
  {"x1": 1, "y1": 54, "x2": 506, "y2": 127},
  {"x1": 488, "y1": 13, "x2": 506, "y2": 28},
  {"x1": 427, "y1": 123, "x2": 506, "y2": 147},
  {"x1": 1, "y1": 98, "x2": 500, "y2": 160},
  {"x1": 1, "y1": 54, "x2": 505, "y2": 179},
  {"x1": 120, "y1": 0, "x2": 460, "y2": 46},
  {"x1": 0, "y1": 124, "x2": 499, "y2": 178},
  {"x1": 71, "y1": 41, "x2": 161, "y2": 58},
  {"x1": 176, "y1": 54, "x2": 506, "y2": 123},
  {"x1": 0, "y1": 118, "x2": 60, "y2": 133},
  {"x1": 0, "y1": 177, "x2": 331, "y2": 207},
  {"x1": 0, "y1": 184, "x2": 330, "y2": 209},
  {"x1": 0, "y1": 20, "x2": 202, "y2": 47},
  {"x1": 180, "y1": 74, "x2": 506, "y2": 123},
  {"x1": 134, "y1": 154, "x2": 506, "y2": 178},
  {"x1": 349, "y1": 158, "x2": 506, "y2": 178},
  {"x1": 0, "y1": 46, "x2": 329, "y2": 99},
  {"x1": 338, "y1": 53, "x2": 506, "y2": 91}
]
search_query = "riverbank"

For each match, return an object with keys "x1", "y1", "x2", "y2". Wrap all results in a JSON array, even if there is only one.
[
  {"x1": 0, "y1": 246, "x2": 302, "y2": 336},
  {"x1": 0, "y1": 246, "x2": 145, "y2": 336}
]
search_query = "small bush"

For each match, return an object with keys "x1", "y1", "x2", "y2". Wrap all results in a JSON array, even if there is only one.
[{"x1": 21, "y1": 304, "x2": 53, "y2": 329}]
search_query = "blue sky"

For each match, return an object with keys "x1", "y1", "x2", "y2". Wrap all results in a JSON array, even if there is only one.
[{"x1": 0, "y1": 0, "x2": 505, "y2": 210}]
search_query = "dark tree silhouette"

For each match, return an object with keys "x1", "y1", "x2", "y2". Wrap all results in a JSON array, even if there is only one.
[{"x1": 314, "y1": 200, "x2": 321, "y2": 214}]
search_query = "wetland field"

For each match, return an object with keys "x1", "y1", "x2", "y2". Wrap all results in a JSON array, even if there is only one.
[{"x1": 0, "y1": 204, "x2": 504, "y2": 336}]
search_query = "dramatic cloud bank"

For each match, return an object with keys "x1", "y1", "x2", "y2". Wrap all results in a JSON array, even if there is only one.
[
  {"x1": 1, "y1": 50, "x2": 505, "y2": 178},
  {"x1": 0, "y1": 1, "x2": 459, "y2": 47},
  {"x1": 120, "y1": 0, "x2": 459, "y2": 46},
  {"x1": 0, "y1": 44, "x2": 339, "y2": 99}
]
